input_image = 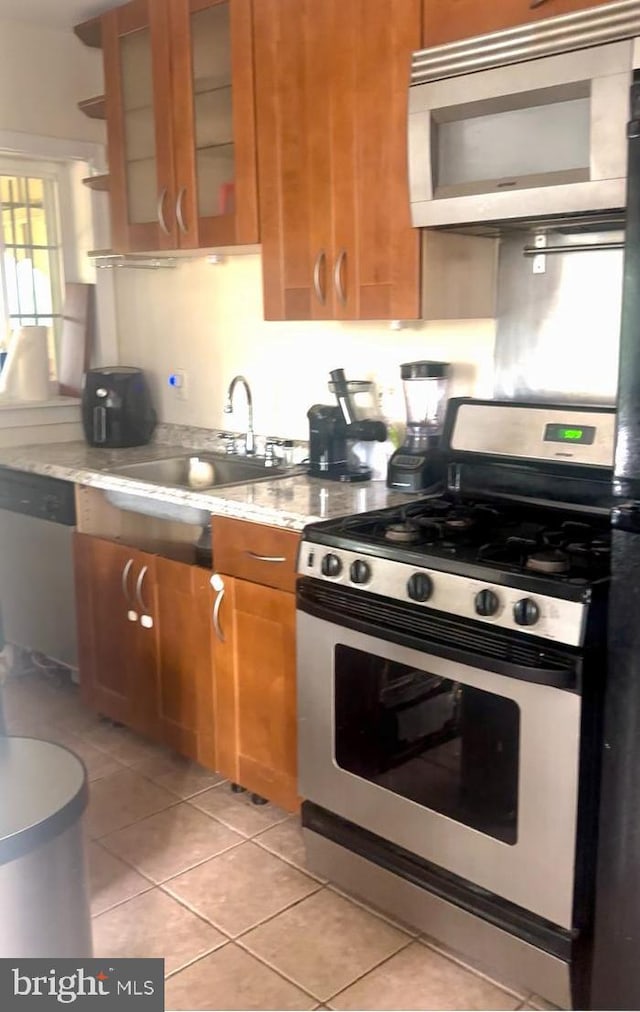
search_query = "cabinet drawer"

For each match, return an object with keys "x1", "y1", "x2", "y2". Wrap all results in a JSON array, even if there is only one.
[{"x1": 212, "y1": 517, "x2": 299, "y2": 592}]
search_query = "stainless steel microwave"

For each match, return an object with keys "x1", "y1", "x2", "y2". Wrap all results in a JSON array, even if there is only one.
[{"x1": 408, "y1": 2, "x2": 640, "y2": 228}]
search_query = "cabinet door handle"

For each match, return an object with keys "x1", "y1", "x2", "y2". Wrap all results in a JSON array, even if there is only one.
[
  {"x1": 135, "y1": 564, "x2": 150, "y2": 615},
  {"x1": 121, "y1": 558, "x2": 134, "y2": 605},
  {"x1": 176, "y1": 187, "x2": 188, "y2": 235},
  {"x1": 333, "y1": 248, "x2": 347, "y2": 306},
  {"x1": 122, "y1": 558, "x2": 138, "y2": 622},
  {"x1": 210, "y1": 573, "x2": 225, "y2": 643},
  {"x1": 245, "y1": 551, "x2": 286, "y2": 563},
  {"x1": 157, "y1": 187, "x2": 171, "y2": 236},
  {"x1": 313, "y1": 249, "x2": 326, "y2": 305},
  {"x1": 529, "y1": 0, "x2": 549, "y2": 7}
]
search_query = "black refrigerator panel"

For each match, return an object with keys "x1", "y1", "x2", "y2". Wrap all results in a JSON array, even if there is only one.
[
  {"x1": 613, "y1": 81, "x2": 640, "y2": 500},
  {"x1": 592, "y1": 529, "x2": 640, "y2": 1011},
  {"x1": 592, "y1": 78, "x2": 640, "y2": 1010}
]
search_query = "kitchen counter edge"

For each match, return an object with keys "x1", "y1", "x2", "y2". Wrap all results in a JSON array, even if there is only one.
[{"x1": 0, "y1": 442, "x2": 413, "y2": 532}]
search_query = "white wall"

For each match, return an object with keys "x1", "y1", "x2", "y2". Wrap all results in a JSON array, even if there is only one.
[
  {"x1": 114, "y1": 254, "x2": 496, "y2": 440},
  {"x1": 0, "y1": 18, "x2": 104, "y2": 144}
]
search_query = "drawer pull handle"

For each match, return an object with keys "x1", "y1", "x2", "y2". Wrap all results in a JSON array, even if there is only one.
[{"x1": 245, "y1": 552, "x2": 287, "y2": 563}]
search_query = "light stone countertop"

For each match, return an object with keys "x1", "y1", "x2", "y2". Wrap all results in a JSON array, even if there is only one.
[{"x1": 0, "y1": 440, "x2": 414, "y2": 531}]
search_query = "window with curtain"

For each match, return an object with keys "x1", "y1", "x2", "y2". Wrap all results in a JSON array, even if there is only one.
[{"x1": 0, "y1": 162, "x2": 64, "y2": 376}]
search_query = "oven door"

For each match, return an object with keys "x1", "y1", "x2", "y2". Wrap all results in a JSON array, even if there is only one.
[{"x1": 297, "y1": 583, "x2": 581, "y2": 930}]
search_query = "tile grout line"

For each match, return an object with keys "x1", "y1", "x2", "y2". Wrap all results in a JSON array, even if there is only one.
[
  {"x1": 161, "y1": 875, "x2": 325, "y2": 942},
  {"x1": 322, "y1": 934, "x2": 416, "y2": 1006},
  {"x1": 88, "y1": 795, "x2": 186, "y2": 842},
  {"x1": 185, "y1": 797, "x2": 292, "y2": 838},
  {"x1": 416, "y1": 934, "x2": 528, "y2": 1002},
  {"x1": 241, "y1": 929, "x2": 416, "y2": 1008},
  {"x1": 103, "y1": 834, "x2": 250, "y2": 889},
  {"x1": 325, "y1": 883, "x2": 421, "y2": 937},
  {"x1": 164, "y1": 939, "x2": 321, "y2": 1007},
  {"x1": 162, "y1": 939, "x2": 232, "y2": 982},
  {"x1": 250, "y1": 837, "x2": 328, "y2": 885}
]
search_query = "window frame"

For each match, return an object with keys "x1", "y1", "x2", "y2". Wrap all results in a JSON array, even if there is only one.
[{"x1": 0, "y1": 155, "x2": 65, "y2": 377}]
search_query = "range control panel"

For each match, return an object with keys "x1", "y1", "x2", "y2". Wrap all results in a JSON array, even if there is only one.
[{"x1": 299, "y1": 541, "x2": 588, "y2": 648}]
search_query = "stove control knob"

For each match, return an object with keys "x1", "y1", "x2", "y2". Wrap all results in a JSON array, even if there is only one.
[
  {"x1": 513, "y1": 598, "x2": 540, "y2": 627},
  {"x1": 407, "y1": 573, "x2": 433, "y2": 603},
  {"x1": 350, "y1": 559, "x2": 371, "y2": 585},
  {"x1": 321, "y1": 553, "x2": 343, "y2": 578},
  {"x1": 475, "y1": 589, "x2": 500, "y2": 617}
]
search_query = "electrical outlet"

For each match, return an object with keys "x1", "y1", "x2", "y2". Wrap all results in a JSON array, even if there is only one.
[{"x1": 168, "y1": 369, "x2": 188, "y2": 401}]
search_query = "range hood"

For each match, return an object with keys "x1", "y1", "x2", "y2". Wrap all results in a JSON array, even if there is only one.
[{"x1": 408, "y1": 1, "x2": 640, "y2": 230}]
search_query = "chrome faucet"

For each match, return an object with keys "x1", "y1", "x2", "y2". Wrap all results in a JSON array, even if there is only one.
[{"x1": 224, "y1": 375, "x2": 255, "y2": 455}]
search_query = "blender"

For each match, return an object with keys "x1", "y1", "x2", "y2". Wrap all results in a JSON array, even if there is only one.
[{"x1": 386, "y1": 361, "x2": 450, "y2": 492}]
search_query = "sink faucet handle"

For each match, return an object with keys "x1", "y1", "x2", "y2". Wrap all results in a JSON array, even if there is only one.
[
  {"x1": 264, "y1": 440, "x2": 279, "y2": 466},
  {"x1": 220, "y1": 431, "x2": 236, "y2": 454}
]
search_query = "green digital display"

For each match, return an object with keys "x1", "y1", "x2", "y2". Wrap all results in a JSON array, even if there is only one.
[{"x1": 544, "y1": 423, "x2": 596, "y2": 446}]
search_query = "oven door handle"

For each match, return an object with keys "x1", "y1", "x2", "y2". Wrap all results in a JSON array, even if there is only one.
[{"x1": 297, "y1": 587, "x2": 578, "y2": 692}]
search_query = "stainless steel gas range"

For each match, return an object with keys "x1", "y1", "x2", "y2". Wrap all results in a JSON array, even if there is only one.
[{"x1": 296, "y1": 399, "x2": 615, "y2": 1010}]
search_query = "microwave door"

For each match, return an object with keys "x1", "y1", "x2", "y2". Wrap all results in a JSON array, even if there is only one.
[{"x1": 408, "y1": 40, "x2": 632, "y2": 228}]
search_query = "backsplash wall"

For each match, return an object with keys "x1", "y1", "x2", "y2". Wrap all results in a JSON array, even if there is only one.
[{"x1": 114, "y1": 254, "x2": 496, "y2": 441}]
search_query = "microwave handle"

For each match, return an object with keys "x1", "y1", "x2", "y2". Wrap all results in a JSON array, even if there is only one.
[
  {"x1": 93, "y1": 405, "x2": 107, "y2": 444},
  {"x1": 407, "y1": 106, "x2": 433, "y2": 203}
]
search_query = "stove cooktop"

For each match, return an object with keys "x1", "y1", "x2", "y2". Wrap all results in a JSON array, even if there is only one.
[
  {"x1": 318, "y1": 497, "x2": 611, "y2": 586},
  {"x1": 299, "y1": 496, "x2": 612, "y2": 647}
]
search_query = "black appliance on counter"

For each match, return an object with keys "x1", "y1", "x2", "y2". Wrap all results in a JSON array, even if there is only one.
[
  {"x1": 387, "y1": 361, "x2": 450, "y2": 493},
  {"x1": 591, "y1": 79, "x2": 640, "y2": 1011},
  {"x1": 82, "y1": 367, "x2": 156, "y2": 448},
  {"x1": 296, "y1": 397, "x2": 616, "y2": 1010},
  {"x1": 307, "y1": 370, "x2": 387, "y2": 482}
]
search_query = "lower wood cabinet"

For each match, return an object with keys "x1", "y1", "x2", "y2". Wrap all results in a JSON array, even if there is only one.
[
  {"x1": 74, "y1": 533, "x2": 158, "y2": 737},
  {"x1": 212, "y1": 573, "x2": 298, "y2": 812},
  {"x1": 74, "y1": 520, "x2": 299, "y2": 809},
  {"x1": 73, "y1": 532, "x2": 215, "y2": 766},
  {"x1": 154, "y1": 556, "x2": 216, "y2": 768},
  {"x1": 212, "y1": 516, "x2": 299, "y2": 812}
]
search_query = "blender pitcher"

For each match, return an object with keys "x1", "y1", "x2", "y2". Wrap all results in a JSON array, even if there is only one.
[{"x1": 387, "y1": 361, "x2": 450, "y2": 492}]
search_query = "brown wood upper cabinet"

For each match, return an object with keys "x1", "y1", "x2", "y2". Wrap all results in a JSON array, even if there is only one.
[
  {"x1": 254, "y1": 0, "x2": 422, "y2": 321},
  {"x1": 103, "y1": 0, "x2": 258, "y2": 253},
  {"x1": 423, "y1": 0, "x2": 607, "y2": 48}
]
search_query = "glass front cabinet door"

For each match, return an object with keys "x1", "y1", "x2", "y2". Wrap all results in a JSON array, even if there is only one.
[{"x1": 103, "y1": 0, "x2": 258, "y2": 253}]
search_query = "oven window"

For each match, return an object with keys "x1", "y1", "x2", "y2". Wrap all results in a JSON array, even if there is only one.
[{"x1": 334, "y1": 645, "x2": 520, "y2": 845}]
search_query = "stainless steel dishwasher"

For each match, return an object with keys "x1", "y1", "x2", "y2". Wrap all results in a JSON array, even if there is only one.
[{"x1": 0, "y1": 468, "x2": 77, "y2": 668}]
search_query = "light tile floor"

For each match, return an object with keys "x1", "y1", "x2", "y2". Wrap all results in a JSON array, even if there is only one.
[{"x1": 2, "y1": 666, "x2": 560, "y2": 1011}]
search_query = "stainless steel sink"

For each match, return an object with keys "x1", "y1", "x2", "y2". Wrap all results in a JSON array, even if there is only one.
[
  {"x1": 103, "y1": 452, "x2": 292, "y2": 526},
  {"x1": 110, "y1": 453, "x2": 288, "y2": 489}
]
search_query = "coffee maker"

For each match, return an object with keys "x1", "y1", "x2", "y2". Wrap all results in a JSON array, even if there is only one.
[
  {"x1": 308, "y1": 370, "x2": 387, "y2": 482},
  {"x1": 387, "y1": 361, "x2": 450, "y2": 492}
]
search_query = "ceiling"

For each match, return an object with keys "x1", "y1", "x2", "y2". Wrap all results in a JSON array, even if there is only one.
[{"x1": 0, "y1": 0, "x2": 111, "y2": 30}]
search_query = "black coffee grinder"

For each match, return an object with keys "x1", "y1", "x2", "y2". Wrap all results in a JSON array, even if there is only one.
[
  {"x1": 387, "y1": 361, "x2": 450, "y2": 492},
  {"x1": 307, "y1": 370, "x2": 387, "y2": 482}
]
